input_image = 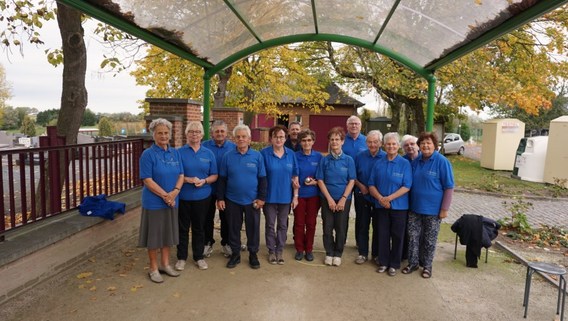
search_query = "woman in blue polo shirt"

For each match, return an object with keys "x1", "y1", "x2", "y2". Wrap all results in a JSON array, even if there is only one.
[
  {"x1": 293, "y1": 129, "x2": 322, "y2": 262},
  {"x1": 175, "y1": 121, "x2": 218, "y2": 272},
  {"x1": 261, "y1": 125, "x2": 299, "y2": 265},
  {"x1": 316, "y1": 127, "x2": 356, "y2": 267},
  {"x1": 402, "y1": 132, "x2": 454, "y2": 279},
  {"x1": 369, "y1": 132, "x2": 412, "y2": 276},
  {"x1": 138, "y1": 118, "x2": 184, "y2": 283}
]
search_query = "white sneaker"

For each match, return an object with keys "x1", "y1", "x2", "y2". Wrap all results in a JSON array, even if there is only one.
[
  {"x1": 324, "y1": 256, "x2": 333, "y2": 266},
  {"x1": 240, "y1": 244, "x2": 247, "y2": 251},
  {"x1": 332, "y1": 257, "x2": 342, "y2": 266},
  {"x1": 195, "y1": 259, "x2": 208, "y2": 270},
  {"x1": 222, "y1": 244, "x2": 232, "y2": 257},
  {"x1": 174, "y1": 260, "x2": 186, "y2": 271},
  {"x1": 203, "y1": 245, "x2": 213, "y2": 257},
  {"x1": 355, "y1": 255, "x2": 367, "y2": 265}
]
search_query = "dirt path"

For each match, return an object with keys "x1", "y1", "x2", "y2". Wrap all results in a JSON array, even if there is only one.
[{"x1": 1, "y1": 219, "x2": 564, "y2": 321}]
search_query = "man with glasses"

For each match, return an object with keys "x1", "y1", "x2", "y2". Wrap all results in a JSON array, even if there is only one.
[{"x1": 202, "y1": 120, "x2": 237, "y2": 258}]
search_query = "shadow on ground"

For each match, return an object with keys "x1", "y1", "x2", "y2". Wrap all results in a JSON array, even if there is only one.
[{"x1": 1, "y1": 219, "x2": 563, "y2": 321}]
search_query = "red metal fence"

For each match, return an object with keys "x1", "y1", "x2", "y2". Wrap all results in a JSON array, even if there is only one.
[{"x1": 0, "y1": 139, "x2": 144, "y2": 236}]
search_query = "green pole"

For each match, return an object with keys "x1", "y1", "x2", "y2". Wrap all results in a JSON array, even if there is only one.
[
  {"x1": 426, "y1": 75, "x2": 436, "y2": 132},
  {"x1": 203, "y1": 72, "x2": 211, "y2": 140}
]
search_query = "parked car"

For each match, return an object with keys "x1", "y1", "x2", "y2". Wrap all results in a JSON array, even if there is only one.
[{"x1": 439, "y1": 133, "x2": 465, "y2": 155}]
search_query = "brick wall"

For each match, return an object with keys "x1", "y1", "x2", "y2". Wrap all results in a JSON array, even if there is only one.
[{"x1": 145, "y1": 98, "x2": 203, "y2": 148}]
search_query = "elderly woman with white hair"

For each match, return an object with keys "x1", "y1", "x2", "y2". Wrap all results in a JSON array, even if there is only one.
[
  {"x1": 369, "y1": 132, "x2": 412, "y2": 276},
  {"x1": 401, "y1": 134, "x2": 420, "y2": 162},
  {"x1": 175, "y1": 121, "x2": 218, "y2": 272},
  {"x1": 138, "y1": 118, "x2": 184, "y2": 283}
]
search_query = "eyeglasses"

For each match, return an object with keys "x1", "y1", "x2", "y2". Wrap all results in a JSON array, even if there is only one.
[
  {"x1": 273, "y1": 136, "x2": 286, "y2": 140},
  {"x1": 301, "y1": 139, "x2": 313, "y2": 142},
  {"x1": 187, "y1": 130, "x2": 202, "y2": 134},
  {"x1": 347, "y1": 123, "x2": 361, "y2": 126}
]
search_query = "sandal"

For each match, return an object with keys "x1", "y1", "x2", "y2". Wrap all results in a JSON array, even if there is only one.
[
  {"x1": 422, "y1": 268, "x2": 432, "y2": 279},
  {"x1": 401, "y1": 264, "x2": 419, "y2": 274}
]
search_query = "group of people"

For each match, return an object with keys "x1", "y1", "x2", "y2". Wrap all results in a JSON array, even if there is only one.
[{"x1": 138, "y1": 115, "x2": 454, "y2": 283}]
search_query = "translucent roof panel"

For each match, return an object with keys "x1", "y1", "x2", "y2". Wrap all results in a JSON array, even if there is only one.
[
  {"x1": 231, "y1": 0, "x2": 315, "y2": 41},
  {"x1": 377, "y1": 0, "x2": 524, "y2": 66},
  {"x1": 316, "y1": 0, "x2": 396, "y2": 42},
  {"x1": 76, "y1": 0, "x2": 567, "y2": 73}
]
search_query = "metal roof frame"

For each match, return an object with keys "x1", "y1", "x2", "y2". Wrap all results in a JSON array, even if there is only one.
[{"x1": 56, "y1": 0, "x2": 568, "y2": 135}]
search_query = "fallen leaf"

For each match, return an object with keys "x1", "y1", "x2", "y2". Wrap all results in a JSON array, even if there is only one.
[
  {"x1": 88, "y1": 257, "x2": 96, "y2": 263},
  {"x1": 89, "y1": 286, "x2": 97, "y2": 291},
  {"x1": 173, "y1": 292, "x2": 180, "y2": 298},
  {"x1": 107, "y1": 286, "x2": 117, "y2": 291},
  {"x1": 76, "y1": 272, "x2": 93, "y2": 279}
]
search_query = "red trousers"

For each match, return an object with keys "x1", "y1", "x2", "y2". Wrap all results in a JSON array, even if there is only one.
[{"x1": 293, "y1": 196, "x2": 321, "y2": 253}]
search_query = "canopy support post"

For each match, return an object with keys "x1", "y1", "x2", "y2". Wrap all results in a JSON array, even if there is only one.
[
  {"x1": 426, "y1": 75, "x2": 436, "y2": 132},
  {"x1": 203, "y1": 71, "x2": 211, "y2": 140}
]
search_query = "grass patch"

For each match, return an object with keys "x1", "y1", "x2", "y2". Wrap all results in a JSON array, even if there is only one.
[{"x1": 448, "y1": 155, "x2": 568, "y2": 198}]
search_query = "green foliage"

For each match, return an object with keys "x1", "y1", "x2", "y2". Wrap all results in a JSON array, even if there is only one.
[
  {"x1": 36, "y1": 109, "x2": 59, "y2": 126},
  {"x1": 81, "y1": 108, "x2": 97, "y2": 126},
  {"x1": 0, "y1": 63, "x2": 11, "y2": 108},
  {"x1": 0, "y1": 106, "x2": 19, "y2": 129},
  {"x1": 20, "y1": 114, "x2": 36, "y2": 136},
  {"x1": 97, "y1": 116, "x2": 113, "y2": 136},
  {"x1": 499, "y1": 199, "x2": 533, "y2": 235},
  {"x1": 458, "y1": 122, "x2": 471, "y2": 141},
  {"x1": 551, "y1": 177, "x2": 568, "y2": 198}
]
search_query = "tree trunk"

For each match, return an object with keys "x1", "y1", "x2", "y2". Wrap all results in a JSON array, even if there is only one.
[
  {"x1": 213, "y1": 66, "x2": 232, "y2": 109},
  {"x1": 56, "y1": 3, "x2": 87, "y2": 144}
]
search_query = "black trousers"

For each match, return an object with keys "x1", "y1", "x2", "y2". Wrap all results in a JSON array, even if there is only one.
[
  {"x1": 225, "y1": 198, "x2": 260, "y2": 254},
  {"x1": 177, "y1": 197, "x2": 210, "y2": 262},
  {"x1": 204, "y1": 195, "x2": 230, "y2": 246}
]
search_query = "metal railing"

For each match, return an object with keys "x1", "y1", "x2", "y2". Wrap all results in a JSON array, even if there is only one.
[{"x1": 1, "y1": 139, "x2": 144, "y2": 236}]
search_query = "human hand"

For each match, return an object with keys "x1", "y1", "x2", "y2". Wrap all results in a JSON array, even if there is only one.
[
  {"x1": 217, "y1": 200, "x2": 226, "y2": 210},
  {"x1": 291, "y1": 197, "x2": 298, "y2": 209},
  {"x1": 439, "y1": 209, "x2": 448, "y2": 219},
  {"x1": 194, "y1": 178, "x2": 206, "y2": 188}
]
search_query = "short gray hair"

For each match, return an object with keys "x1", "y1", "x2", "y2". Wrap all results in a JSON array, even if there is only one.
[
  {"x1": 233, "y1": 124, "x2": 251, "y2": 138},
  {"x1": 346, "y1": 115, "x2": 361, "y2": 125},
  {"x1": 401, "y1": 134, "x2": 417, "y2": 145},
  {"x1": 210, "y1": 120, "x2": 228, "y2": 132},
  {"x1": 367, "y1": 130, "x2": 383, "y2": 142},
  {"x1": 383, "y1": 132, "x2": 400, "y2": 145},
  {"x1": 149, "y1": 118, "x2": 172, "y2": 133}
]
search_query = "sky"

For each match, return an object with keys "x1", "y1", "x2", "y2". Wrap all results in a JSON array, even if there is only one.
[{"x1": 1, "y1": 19, "x2": 148, "y2": 115}]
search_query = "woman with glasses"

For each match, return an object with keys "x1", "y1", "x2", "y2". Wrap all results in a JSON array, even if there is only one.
[
  {"x1": 260, "y1": 125, "x2": 299, "y2": 265},
  {"x1": 175, "y1": 121, "x2": 218, "y2": 272},
  {"x1": 292, "y1": 129, "x2": 322, "y2": 261}
]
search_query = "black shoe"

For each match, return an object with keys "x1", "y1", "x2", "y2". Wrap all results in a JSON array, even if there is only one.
[
  {"x1": 249, "y1": 252, "x2": 260, "y2": 269},
  {"x1": 295, "y1": 251, "x2": 303, "y2": 261},
  {"x1": 305, "y1": 252, "x2": 314, "y2": 261},
  {"x1": 227, "y1": 254, "x2": 241, "y2": 268}
]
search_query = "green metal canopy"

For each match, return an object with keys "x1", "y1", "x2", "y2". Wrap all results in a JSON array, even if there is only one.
[{"x1": 57, "y1": 0, "x2": 568, "y2": 134}]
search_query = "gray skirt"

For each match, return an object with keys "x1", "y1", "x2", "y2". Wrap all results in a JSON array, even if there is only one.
[{"x1": 138, "y1": 207, "x2": 179, "y2": 249}]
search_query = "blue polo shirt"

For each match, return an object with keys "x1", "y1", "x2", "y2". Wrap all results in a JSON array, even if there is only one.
[
  {"x1": 296, "y1": 150, "x2": 323, "y2": 198},
  {"x1": 368, "y1": 155, "x2": 412, "y2": 210},
  {"x1": 178, "y1": 145, "x2": 217, "y2": 201},
  {"x1": 355, "y1": 149, "x2": 386, "y2": 199},
  {"x1": 343, "y1": 133, "x2": 367, "y2": 160},
  {"x1": 140, "y1": 144, "x2": 183, "y2": 210},
  {"x1": 410, "y1": 151, "x2": 454, "y2": 216},
  {"x1": 261, "y1": 146, "x2": 299, "y2": 204},
  {"x1": 202, "y1": 139, "x2": 236, "y2": 192},
  {"x1": 315, "y1": 153, "x2": 356, "y2": 200},
  {"x1": 219, "y1": 147, "x2": 267, "y2": 205}
]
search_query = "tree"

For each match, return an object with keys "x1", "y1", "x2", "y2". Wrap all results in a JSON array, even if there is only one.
[
  {"x1": 132, "y1": 46, "x2": 330, "y2": 117},
  {"x1": 36, "y1": 109, "x2": 59, "y2": 126},
  {"x1": 0, "y1": 106, "x2": 19, "y2": 129},
  {"x1": 81, "y1": 108, "x2": 97, "y2": 126},
  {"x1": 97, "y1": 116, "x2": 113, "y2": 136},
  {"x1": 0, "y1": 63, "x2": 11, "y2": 109},
  {"x1": 20, "y1": 114, "x2": 36, "y2": 136}
]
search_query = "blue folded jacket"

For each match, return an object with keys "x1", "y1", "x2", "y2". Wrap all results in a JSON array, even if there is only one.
[{"x1": 78, "y1": 194, "x2": 126, "y2": 220}]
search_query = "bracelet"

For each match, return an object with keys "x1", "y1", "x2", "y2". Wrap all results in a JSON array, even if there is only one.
[
  {"x1": 204, "y1": 178, "x2": 208, "y2": 184},
  {"x1": 294, "y1": 194, "x2": 299, "y2": 197},
  {"x1": 174, "y1": 187, "x2": 180, "y2": 191},
  {"x1": 341, "y1": 195, "x2": 347, "y2": 199}
]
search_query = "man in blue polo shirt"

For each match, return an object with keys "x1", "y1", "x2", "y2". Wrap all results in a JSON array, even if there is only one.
[
  {"x1": 217, "y1": 124, "x2": 267, "y2": 269},
  {"x1": 202, "y1": 120, "x2": 237, "y2": 258},
  {"x1": 342, "y1": 115, "x2": 367, "y2": 245}
]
